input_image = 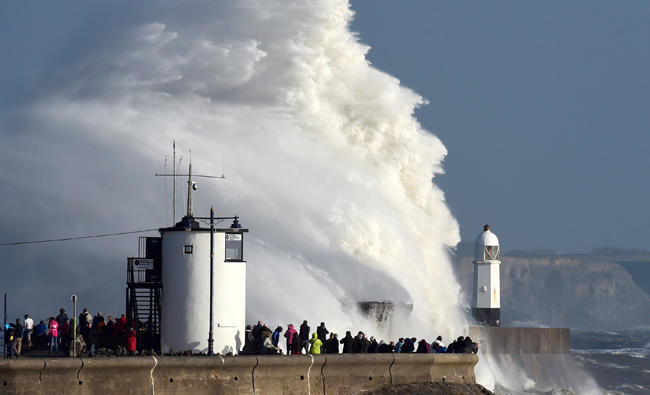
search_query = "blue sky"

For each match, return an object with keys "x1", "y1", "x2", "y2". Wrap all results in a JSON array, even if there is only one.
[{"x1": 350, "y1": 1, "x2": 650, "y2": 252}]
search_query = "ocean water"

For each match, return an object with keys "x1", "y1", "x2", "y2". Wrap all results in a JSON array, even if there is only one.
[{"x1": 571, "y1": 329, "x2": 650, "y2": 394}]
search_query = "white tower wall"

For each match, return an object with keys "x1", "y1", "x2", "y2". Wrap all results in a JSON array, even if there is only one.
[
  {"x1": 474, "y1": 261, "x2": 501, "y2": 308},
  {"x1": 161, "y1": 230, "x2": 246, "y2": 354}
]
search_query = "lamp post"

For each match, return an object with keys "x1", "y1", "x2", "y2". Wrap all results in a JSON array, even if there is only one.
[
  {"x1": 193, "y1": 211, "x2": 238, "y2": 356},
  {"x1": 71, "y1": 294, "x2": 77, "y2": 357},
  {"x1": 207, "y1": 207, "x2": 215, "y2": 356},
  {"x1": 3, "y1": 293, "x2": 6, "y2": 359}
]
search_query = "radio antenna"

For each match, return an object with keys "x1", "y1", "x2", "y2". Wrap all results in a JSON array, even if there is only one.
[
  {"x1": 156, "y1": 143, "x2": 225, "y2": 223},
  {"x1": 173, "y1": 141, "x2": 176, "y2": 225}
]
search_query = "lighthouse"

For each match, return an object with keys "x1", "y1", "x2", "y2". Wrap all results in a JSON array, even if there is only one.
[{"x1": 472, "y1": 224, "x2": 501, "y2": 326}]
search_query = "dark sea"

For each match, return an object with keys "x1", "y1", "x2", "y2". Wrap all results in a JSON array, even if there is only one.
[{"x1": 571, "y1": 329, "x2": 650, "y2": 394}]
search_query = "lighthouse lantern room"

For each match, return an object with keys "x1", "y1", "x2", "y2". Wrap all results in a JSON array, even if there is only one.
[{"x1": 472, "y1": 224, "x2": 501, "y2": 326}]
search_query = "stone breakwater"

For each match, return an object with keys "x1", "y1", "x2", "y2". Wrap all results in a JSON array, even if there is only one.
[{"x1": 0, "y1": 353, "x2": 477, "y2": 394}]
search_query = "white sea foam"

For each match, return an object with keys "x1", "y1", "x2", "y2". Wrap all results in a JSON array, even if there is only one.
[
  {"x1": 1, "y1": 0, "x2": 465, "y2": 340},
  {"x1": 573, "y1": 347, "x2": 650, "y2": 359}
]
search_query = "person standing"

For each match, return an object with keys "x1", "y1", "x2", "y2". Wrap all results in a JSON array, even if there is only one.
[
  {"x1": 283, "y1": 324, "x2": 298, "y2": 356},
  {"x1": 5, "y1": 324, "x2": 15, "y2": 358},
  {"x1": 12, "y1": 319, "x2": 24, "y2": 359},
  {"x1": 79, "y1": 308, "x2": 92, "y2": 327},
  {"x1": 126, "y1": 325, "x2": 137, "y2": 356},
  {"x1": 55, "y1": 308, "x2": 68, "y2": 349},
  {"x1": 59, "y1": 318, "x2": 70, "y2": 355},
  {"x1": 81, "y1": 322, "x2": 97, "y2": 357},
  {"x1": 340, "y1": 331, "x2": 354, "y2": 353},
  {"x1": 299, "y1": 320, "x2": 310, "y2": 354},
  {"x1": 290, "y1": 332, "x2": 302, "y2": 355},
  {"x1": 244, "y1": 325, "x2": 252, "y2": 348},
  {"x1": 261, "y1": 331, "x2": 279, "y2": 355},
  {"x1": 35, "y1": 320, "x2": 48, "y2": 349},
  {"x1": 401, "y1": 337, "x2": 415, "y2": 353},
  {"x1": 92, "y1": 312, "x2": 103, "y2": 327},
  {"x1": 56, "y1": 308, "x2": 68, "y2": 327},
  {"x1": 394, "y1": 338, "x2": 404, "y2": 353},
  {"x1": 316, "y1": 322, "x2": 329, "y2": 344},
  {"x1": 352, "y1": 331, "x2": 369, "y2": 353},
  {"x1": 271, "y1": 326, "x2": 283, "y2": 348},
  {"x1": 114, "y1": 314, "x2": 127, "y2": 347},
  {"x1": 368, "y1": 336, "x2": 378, "y2": 353},
  {"x1": 416, "y1": 339, "x2": 430, "y2": 353},
  {"x1": 105, "y1": 315, "x2": 115, "y2": 347},
  {"x1": 23, "y1": 314, "x2": 34, "y2": 351},
  {"x1": 377, "y1": 340, "x2": 395, "y2": 353},
  {"x1": 359, "y1": 333, "x2": 370, "y2": 353},
  {"x1": 252, "y1": 321, "x2": 264, "y2": 341},
  {"x1": 308, "y1": 333, "x2": 322, "y2": 355},
  {"x1": 48, "y1": 317, "x2": 59, "y2": 354},
  {"x1": 325, "y1": 333, "x2": 339, "y2": 354}
]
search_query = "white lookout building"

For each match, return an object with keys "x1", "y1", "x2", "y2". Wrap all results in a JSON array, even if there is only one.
[
  {"x1": 159, "y1": 214, "x2": 247, "y2": 354},
  {"x1": 472, "y1": 224, "x2": 501, "y2": 326},
  {"x1": 126, "y1": 160, "x2": 247, "y2": 355}
]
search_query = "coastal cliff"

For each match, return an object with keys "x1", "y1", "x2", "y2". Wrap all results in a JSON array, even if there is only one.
[{"x1": 453, "y1": 250, "x2": 650, "y2": 329}]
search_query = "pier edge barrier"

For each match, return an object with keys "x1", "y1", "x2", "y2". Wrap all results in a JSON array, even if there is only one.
[
  {"x1": 390, "y1": 353, "x2": 478, "y2": 385},
  {"x1": 0, "y1": 353, "x2": 477, "y2": 394},
  {"x1": 322, "y1": 353, "x2": 394, "y2": 394}
]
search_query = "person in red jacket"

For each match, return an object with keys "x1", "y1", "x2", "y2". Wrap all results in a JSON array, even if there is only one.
[
  {"x1": 126, "y1": 325, "x2": 137, "y2": 356},
  {"x1": 113, "y1": 314, "x2": 127, "y2": 348}
]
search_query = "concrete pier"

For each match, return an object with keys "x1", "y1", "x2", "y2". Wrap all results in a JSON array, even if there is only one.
[
  {"x1": 469, "y1": 326, "x2": 596, "y2": 392},
  {"x1": 0, "y1": 353, "x2": 478, "y2": 394},
  {"x1": 469, "y1": 326, "x2": 570, "y2": 354}
]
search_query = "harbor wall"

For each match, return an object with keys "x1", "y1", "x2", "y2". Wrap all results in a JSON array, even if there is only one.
[
  {"x1": 470, "y1": 326, "x2": 597, "y2": 392},
  {"x1": 0, "y1": 353, "x2": 477, "y2": 394},
  {"x1": 469, "y1": 326, "x2": 570, "y2": 354}
]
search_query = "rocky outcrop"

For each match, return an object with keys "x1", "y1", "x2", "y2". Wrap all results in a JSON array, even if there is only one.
[
  {"x1": 368, "y1": 382, "x2": 492, "y2": 395},
  {"x1": 453, "y1": 253, "x2": 650, "y2": 329}
]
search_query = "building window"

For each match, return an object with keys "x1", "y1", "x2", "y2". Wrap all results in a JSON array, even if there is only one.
[
  {"x1": 184, "y1": 245, "x2": 193, "y2": 254},
  {"x1": 484, "y1": 245, "x2": 499, "y2": 261},
  {"x1": 225, "y1": 233, "x2": 243, "y2": 261}
]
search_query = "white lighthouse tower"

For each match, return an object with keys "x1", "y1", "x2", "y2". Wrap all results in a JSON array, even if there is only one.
[
  {"x1": 472, "y1": 224, "x2": 501, "y2": 326},
  {"x1": 159, "y1": 163, "x2": 247, "y2": 354}
]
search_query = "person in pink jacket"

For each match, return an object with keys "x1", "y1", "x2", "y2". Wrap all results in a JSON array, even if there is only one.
[
  {"x1": 48, "y1": 317, "x2": 59, "y2": 353},
  {"x1": 283, "y1": 324, "x2": 298, "y2": 356}
]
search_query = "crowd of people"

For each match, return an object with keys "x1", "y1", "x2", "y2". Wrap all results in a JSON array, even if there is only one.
[
  {"x1": 4, "y1": 312, "x2": 478, "y2": 358},
  {"x1": 3, "y1": 308, "x2": 139, "y2": 358},
  {"x1": 240, "y1": 320, "x2": 479, "y2": 356}
]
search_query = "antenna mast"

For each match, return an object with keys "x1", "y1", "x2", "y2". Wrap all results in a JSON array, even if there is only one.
[
  {"x1": 155, "y1": 145, "x2": 225, "y2": 222},
  {"x1": 186, "y1": 157, "x2": 193, "y2": 217},
  {"x1": 173, "y1": 140, "x2": 176, "y2": 225}
]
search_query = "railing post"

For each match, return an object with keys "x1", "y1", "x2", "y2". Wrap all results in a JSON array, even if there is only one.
[{"x1": 71, "y1": 294, "x2": 77, "y2": 357}]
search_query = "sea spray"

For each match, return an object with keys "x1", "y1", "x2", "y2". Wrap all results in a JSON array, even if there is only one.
[{"x1": 6, "y1": 0, "x2": 467, "y2": 339}]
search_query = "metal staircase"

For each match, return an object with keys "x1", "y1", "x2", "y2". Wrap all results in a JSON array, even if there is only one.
[{"x1": 126, "y1": 237, "x2": 162, "y2": 352}]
